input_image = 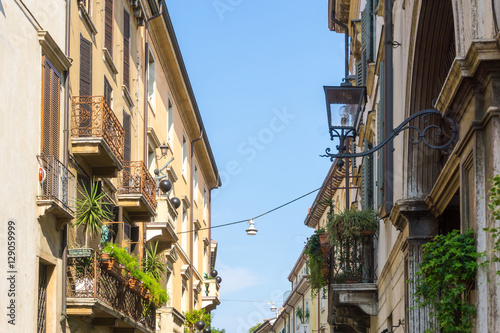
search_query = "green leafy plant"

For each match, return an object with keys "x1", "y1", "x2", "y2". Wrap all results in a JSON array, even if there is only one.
[
  {"x1": 484, "y1": 173, "x2": 500, "y2": 276},
  {"x1": 295, "y1": 306, "x2": 309, "y2": 323},
  {"x1": 183, "y1": 308, "x2": 211, "y2": 333},
  {"x1": 74, "y1": 178, "x2": 112, "y2": 238},
  {"x1": 326, "y1": 208, "x2": 378, "y2": 247},
  {"x1": 100, "y1": 243, "x2": 168, "y2": 306},
  {"x1": 304, "y1": 228, "x2": 328, "y2": 294},
  {"x1": 248, "y1": 323, "x2": 262, "y2": 333},
  {"x1": 413, "y1": 229, "x2": 479, "y2": 333},
  {"x1": 143, "y1": 242, "x2": 166, "y2": 281}
]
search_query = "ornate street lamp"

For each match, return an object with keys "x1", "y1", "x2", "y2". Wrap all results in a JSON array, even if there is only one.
[{"x1": 324, "y1": 85, "x2": 366, "y2": 151}]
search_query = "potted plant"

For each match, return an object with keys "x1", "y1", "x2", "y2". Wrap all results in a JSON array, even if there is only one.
[
  {"x1": 73, "y1": 178, "x2": 112, "y2": 248},
  {"x1": 326, "y1": 208, "x2": 378, "y2": 247},
  {"x1": 143, "y1": 242, "x2": 166, "y2": 281}
]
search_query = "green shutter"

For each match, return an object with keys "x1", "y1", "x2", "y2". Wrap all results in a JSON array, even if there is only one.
[
  {"x1": 362, "y1": 140, "x2": 374, "y2": 209},
  {"x1": 377, "y1": 62, "x2": 385, "y2": 208}
]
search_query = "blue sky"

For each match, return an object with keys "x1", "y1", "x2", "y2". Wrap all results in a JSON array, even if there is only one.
[{"x1": 167, "y1": 1, "x2": 344, "y2": 331}]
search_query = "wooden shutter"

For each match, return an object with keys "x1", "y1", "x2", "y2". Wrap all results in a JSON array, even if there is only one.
[
  {"x1": 376, "y1": 62, "x2": 385, "y2": 208},
  {"x1": 123, "y1": 10, "x2": 130, "y2": 91},
  {"x1": 42, "y1": 59, "x2": 60, "y2": 157},
  {"x1": 104, "y1": 77, "x2": 112, "y2": 106},
  {"x1": 105, "y1": 0, "x2": 113, "y2": 57},
  {"x1": 80, "y1": 36, "x2": 92, "y2": 96},
  {"x1": 362, "y1": 140, "x2": 374, "y2": 209},
  {"x1": 80, "y1": 36, "x2": 92, "y2": 136},
  {"x1": 123, "y1": 111, "x2": 131, "y2": 163}
]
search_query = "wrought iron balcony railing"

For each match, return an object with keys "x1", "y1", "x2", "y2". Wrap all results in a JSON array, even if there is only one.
[
  {"x1": 331, "y1": 232, "x2": 376, "y2": 284},
  {"x1": 66, "y1": 253, "x2": 155, "y2": 330},
  {"x1": 119, "y1": 161, "x2": 157, "y2": 211},
  {"x1": 37, "y1": 155, "x2": 76, "y2": 215},
  {"x1": 71, "y1": 96, "x2": 124, "y2": 165}
]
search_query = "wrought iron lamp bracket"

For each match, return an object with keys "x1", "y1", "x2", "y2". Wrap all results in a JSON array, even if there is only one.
[{"x1": 321, "y1": 109, "x2": 458, "y2": 161}]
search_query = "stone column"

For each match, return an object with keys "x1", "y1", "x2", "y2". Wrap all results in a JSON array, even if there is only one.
[{"x1": 394, "y1": 200, "x2": 439, "y2": 333}]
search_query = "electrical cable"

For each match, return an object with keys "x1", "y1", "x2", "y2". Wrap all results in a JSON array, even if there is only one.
[{"x1": 176, "y1": 184, "x2": 328, "y2": 234}]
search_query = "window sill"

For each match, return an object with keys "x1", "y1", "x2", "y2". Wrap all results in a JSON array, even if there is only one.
[
  {"x1": 79, "y1": 3, "x2": 98, "y2": 36},
  {"x1": 103, "y1": 48, "x2": 118, "y2": 75},
  {"x1": 122, "y1": 85, "x2": 134, "y2": 108}
]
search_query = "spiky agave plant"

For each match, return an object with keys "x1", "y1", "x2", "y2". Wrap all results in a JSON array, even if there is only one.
[
  {"x1": 143, "y1": 242, "x2": 166, "y2": 281},
  {"x1": 74, "y1": 178, "x2": 112, "y2": 238}
]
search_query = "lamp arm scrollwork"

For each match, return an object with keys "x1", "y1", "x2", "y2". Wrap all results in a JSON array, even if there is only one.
[{"x1": 321, "y1": 109, "x2": 458, "y2": 160}]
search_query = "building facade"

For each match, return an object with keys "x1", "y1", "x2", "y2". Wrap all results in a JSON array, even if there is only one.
[
  {"x1": 324, "y1": 0, "x2": 500, "y2": 332},
  {"x1": 0, "y1": 0, "x2": 220, "y2": 332}
]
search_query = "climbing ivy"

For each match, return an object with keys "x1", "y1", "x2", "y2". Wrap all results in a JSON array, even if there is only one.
[
  {"x1": 484, "y1": 173, "x2": 500, "y2": 276},
  {"x1": 414, "y1": 229, "x2": 479, "y2": 333}
]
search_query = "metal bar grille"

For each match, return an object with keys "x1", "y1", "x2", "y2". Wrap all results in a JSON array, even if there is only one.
[
  {"x1": 71, "y1": 96, "x2": 125, "y2": 164},
  {"x1": 37, "y1": 155, "x2": 76, "y2": 213},
  {"x1": 66, "y1": 255, "x2": 156, "y2": 329},
  {"x1": 37, "y1": 263, "x2": 48, "y2": 333},
  {"x1": 119, "y1": 161, "x2": 157, "y2": 210}
]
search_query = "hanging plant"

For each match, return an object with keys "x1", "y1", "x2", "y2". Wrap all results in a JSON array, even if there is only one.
[
  {"x1": 74, "y1": 178, "x2": 112, "y2": 238},
  {"x1": 413, "y1": 229, "x2": 479, "y2": 333},
  {"x1": 143, "y1": 242, "x2": 166, "y2": 281},
  {"x1": 326, "y1": 208, "x2": 378, "y2": 247},
  {"x1": 304, "y1": 228, "x2": 328, "y2": 295}
]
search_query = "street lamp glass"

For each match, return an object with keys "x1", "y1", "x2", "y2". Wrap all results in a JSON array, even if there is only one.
[{"x1": 324, "y1": 85, "x2": 366, "y2": 131}]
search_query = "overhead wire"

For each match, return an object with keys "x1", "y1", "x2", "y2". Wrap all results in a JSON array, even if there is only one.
[{"x1": 176, "y1": 184, "x2": 328, "y2": 234}]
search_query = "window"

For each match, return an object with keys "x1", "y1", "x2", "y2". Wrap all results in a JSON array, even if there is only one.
[
  {"x1": 80, "y1": 0, "x2": 91, "y2": 14},
  {"x1": 194, "y1": 164, "x2": 199, "y2": 203},
  {"x1": 182, "y1": 206, "x2": 187, "y2": 249},
  {"x1": 305, "y1": 300, "x2": 310, "y2": 324},
  {"x1": 181, "y1": 284, "x2": 187, "y2": 313},
  {"x1": 147, "y1": 49, "x2": 156, "y2": 108},
  {"x1": 104, "y1": 77, "x2": 112, "y2": 107},
  {"x1": 194, "y1": 230, "x2": 199, "y2": 269},
  {"x1": 203, "y1": 186, "x2": 207, "y2": 220},
  {"x1": 123, "y1": 9, "x2": 130, "y2": 91},
  {"x1": 167, "y1": 99, "x2": 174, "y2": 147},
  {"x1": 203, "y1": 243, "x2": 208, "y2": 275},
  {"x1": 104, "y1": 0, "x2": 113, "y2": 56},
  {"x1": 182, "y1": 135, "x2": 187, "y2": 179}
]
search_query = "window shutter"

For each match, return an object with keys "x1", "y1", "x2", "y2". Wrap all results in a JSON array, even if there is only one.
[
  {"x1": 42, "y1": 59, "x2": 60, "y2": 157},
  {"x1": 104, "y1": 77, "x2": 112, "y2": 106},
  {"x1": 79, "y1": 36, "x2": 92, "y2": 137},
  {"x1": 79, "y1": 36, "x2": 92, "y2": 96},
  {"x1": 123, "y1": 10, "x2": 130, "y2": 91},
  {"x1": 376, "y1": 62, "x2": 385, "y2": 208},
  {"x1": 362, "y1": 139, "x2": 374, "y2": 209},
  {"x1": 123, "y1": 111, "x2": 131, "y2": 163},
  {"x1": 104, "y1": 0, "x2": 113, "y2": 57}
]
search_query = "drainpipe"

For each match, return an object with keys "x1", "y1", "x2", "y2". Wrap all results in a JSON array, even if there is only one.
[
  {"x1": 384, "y1": 0, "x2": 394, "y2": 214},
  {"x1": 330, "y1": 13, "x2": 349, "y2": 84},
  {"x1": 189, "y1": 128, "x2": 204, "y2": 308},
  {"x1": 61, "y1": 0, "x2": 71, "y2": 331},
  {"x1": 143, "y1": 2, "x2": 163, "y2": 163}
]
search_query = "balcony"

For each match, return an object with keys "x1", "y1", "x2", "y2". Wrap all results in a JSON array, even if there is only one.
[
  {"x1": 328, "y1": 232, "x2": 378, "y2": 332},
  {"x1": 36, "y1": 155, "x2": 75, "y2": 223},
  {"x1": 66, "y1": 253, "x2": 155, "y2": 333},
  {"x1": 202, "y1": 278, "x2": 220, "y2": 312},
  {"x1": 71, "y1": 96, "x2": 124, "y2": 177},
  {"x1": 118, "y1": 161, "x2": 157, "y2": 221}
]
